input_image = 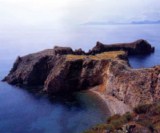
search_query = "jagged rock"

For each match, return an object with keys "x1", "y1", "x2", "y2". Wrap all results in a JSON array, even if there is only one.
[
  {"x1": 88, "y1": 39, "x2": 155, "y2": 55},
  {"x1": 74, "y1": 48, "x2": 85, "y2": 55}
]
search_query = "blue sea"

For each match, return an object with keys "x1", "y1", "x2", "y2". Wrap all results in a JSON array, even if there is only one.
[{"x1": 0, "y1": 24, "x2": 160, "y2": 133}]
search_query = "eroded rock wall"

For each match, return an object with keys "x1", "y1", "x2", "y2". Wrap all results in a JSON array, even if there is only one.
[{"x1": 95, "y1": 60, "x2": 160, "y2": 108}]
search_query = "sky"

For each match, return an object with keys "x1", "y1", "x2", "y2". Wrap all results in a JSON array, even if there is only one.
[
  {"x1": 0, "y1": 0, "x2": 160, "y2": 30},
  {"x1": 0, "y1": 0, "x2": 160, "y2": 58}
]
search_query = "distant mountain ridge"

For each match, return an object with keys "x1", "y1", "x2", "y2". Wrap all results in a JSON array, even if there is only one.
[
  {"x1": 131, "y1": 20, "x2": 160, "y2": 24},
  {"x1": 83, "y1": 20, "x2": 160, "y2": 25}
]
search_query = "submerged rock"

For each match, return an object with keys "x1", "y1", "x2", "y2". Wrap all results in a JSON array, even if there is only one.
[{"x1": 3, "y1": 39, "x2": 159, "y2": 114}]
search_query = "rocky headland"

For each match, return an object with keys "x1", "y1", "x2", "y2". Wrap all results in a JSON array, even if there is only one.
[{"x1": 3, "y1": 39, "x2": 159, "y2": 116}]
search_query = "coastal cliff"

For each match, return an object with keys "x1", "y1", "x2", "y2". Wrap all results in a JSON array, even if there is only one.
[{"x1": 3, "y1": 39, "x2": 159, "y2": 115}]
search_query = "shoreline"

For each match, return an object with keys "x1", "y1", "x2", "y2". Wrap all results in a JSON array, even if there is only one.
[
  {"x1": 90, "y1": 89, "x2": 132, "y2": 115},
  {"x1": 80, "y1": 90, "x2": 111, "y2": 116}
]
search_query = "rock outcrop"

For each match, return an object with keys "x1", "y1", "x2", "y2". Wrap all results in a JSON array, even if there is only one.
[
  {"x1": 3, "y1": 39, "x2": 159, "y2": 114},
  {"x1": 88, "y1": 39, "x2": 155, "y2": 55},
  {"x1": 53, "y1": 46, "x2": 73, "y2": 55}
]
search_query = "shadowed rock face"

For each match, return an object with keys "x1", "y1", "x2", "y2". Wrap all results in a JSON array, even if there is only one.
[
  {"x1": 3, "y1": 39, "x2": 159, "y2": 114},
  {"x1": 3, "y1": 49, "x2": 55, "y2": 86},
  {"x1": 44, "y1": 58, "x2": 110, "y2": 94}
]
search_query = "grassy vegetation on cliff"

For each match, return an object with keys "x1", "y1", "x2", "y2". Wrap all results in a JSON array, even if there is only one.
[
  {"x1": 66, "y1": 51, "x2": 126, "y2": 61},
  {"x1": 83, "y1": 102, "x2": 160, "y2": 133}
]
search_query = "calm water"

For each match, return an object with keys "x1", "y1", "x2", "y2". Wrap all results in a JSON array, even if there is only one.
[
  {"x1": 0, "y1": 24, "x2": 160, "y2": 133},
  {"x1": 0, "y1": 60, "x2": 109, "y2": 133}
]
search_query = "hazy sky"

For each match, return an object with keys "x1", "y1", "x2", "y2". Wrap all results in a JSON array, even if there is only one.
[
  {"x1": 0, "y1": 0, "x2": 160, "y2": 30},
  {"x1": 0, "y1": 0, "x2": 160, "y2": 59}
]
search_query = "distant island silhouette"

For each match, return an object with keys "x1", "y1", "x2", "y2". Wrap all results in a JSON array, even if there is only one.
[{"x1": 83, "y1": 20, "x2": 160, "y2": 25}]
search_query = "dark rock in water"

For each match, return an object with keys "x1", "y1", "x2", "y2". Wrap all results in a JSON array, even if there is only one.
[
  {"x1": 52, "y1": 39, "x2": 155, "y2": 56},
  {"x1": 3, "y1": 39, "x2": 160, "y2": 114},
  {"x1": 88, "y1": 39, "x2": 155, "y2": 55}
]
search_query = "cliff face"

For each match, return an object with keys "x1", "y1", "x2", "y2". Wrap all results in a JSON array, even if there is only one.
[
  {"x1": 44, "y1": 51, "x2": 126, "y2": 94},
  {"x1": 3, "y1": 49, "x2": 55, "y2": 86},
  {"x1": 95, "y1": 60, "x2": 160, "y2": 110},
  {"x1": 3, "y1": 39, "x2": 159, "y2": 114},
  {"x1": 105, "y1": 64, "x2": 160, "y2": 107}
]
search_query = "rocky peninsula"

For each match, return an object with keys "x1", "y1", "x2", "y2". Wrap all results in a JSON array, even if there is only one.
[{"x1": 3, "y1": 39, "x2": 159, "y2": 115}]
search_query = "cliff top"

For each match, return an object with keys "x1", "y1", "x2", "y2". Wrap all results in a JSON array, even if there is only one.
[{"x1": 66, "y1": 51, "x2": 126, "y2": 61}]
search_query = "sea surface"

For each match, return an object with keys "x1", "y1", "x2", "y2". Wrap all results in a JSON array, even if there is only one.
[{"x1": 0, "y1": 24, "x2": 160, "y2": 133}]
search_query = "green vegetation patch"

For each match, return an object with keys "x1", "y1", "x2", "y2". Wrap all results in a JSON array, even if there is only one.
[
  {"x1": 83, "y1": 102, "x2": 160, "y2": 133},
  {"x1": 133, "y1": 104, "x2": 152, "y2": 114}
]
